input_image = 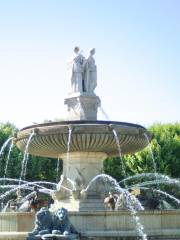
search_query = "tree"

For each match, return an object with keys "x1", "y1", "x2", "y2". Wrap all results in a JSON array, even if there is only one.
[{"x1": 104, "y1": 123, "x2": 180, "y2": 181}]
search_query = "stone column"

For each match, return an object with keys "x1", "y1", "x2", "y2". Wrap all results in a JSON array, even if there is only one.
[{"x1": 59, "y1": 152, "x2": 107, "y2": 188}]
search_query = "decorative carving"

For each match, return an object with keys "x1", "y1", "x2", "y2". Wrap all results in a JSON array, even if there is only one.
[
  {"x1": 68, "y1": 47, "x2": 97, "y2": 94},
  {"x1": 27, "y1": 207, "x2": 78, "y2": 240}
]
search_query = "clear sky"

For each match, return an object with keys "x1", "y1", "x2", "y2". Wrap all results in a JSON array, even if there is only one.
[{"x1": 0, "y1": 0, "x2": 179, "y2": 129}]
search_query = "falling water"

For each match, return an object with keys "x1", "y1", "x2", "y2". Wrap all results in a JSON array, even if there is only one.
[
  {"x1": 119, "y1": 173, "x2": 171, "y2": 185},
  {"x1": 19, "y1": 132, "x2": 35, "y2": 183},
  {"x1": 144, "y1": 132, "x2": 157, "y2": 173},
  {"x1": 0, "y1": 181, "x2": 52, "y2": 202},
  {"x1": 84, "y1": 173, "x2": 122, "y2": 193},
  {"x1": 99, "y1": 106, "x2": 110, "y2": 120},
  {"x1": 23, "y1": 153, "x2": 29, "y2": 178},
  {"x1": 0, "y1": 178, "x2": 57, "y2": 188},
  {"x1": 78, "y1": 100, "x2": 85, "y2": 119},
  {"x1": 138, "y1": 186, "x2": 180, "y2": 208},
  {"x1": 56, "y1": 157, "x2": 61, "y2": 182},
  {"x1": 111, "y1": 128, "x2": 126, "y2": 180},
  {"x1": 83, "y1": 174, "x2": 147, "y2": 240},
  {"x1": 66, "y1": 126, "x2": 72, "y2": 176},
  {"x1": 3, "y1": 141, "x2": 14, "y2": 183},
  {"x1": 0, "y1": 137, "x2": 13, "y2": 162}
]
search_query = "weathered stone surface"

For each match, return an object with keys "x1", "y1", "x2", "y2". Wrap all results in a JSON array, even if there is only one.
[
  {"x1": 15, "y1": 121, "x2": 150, "y2": 158},
  {"x1": 64, "y1": 94, "x2": 100, "y2": 121},
  {"x1": 1, "y1": 211, "x2": 180, "y2": 239}
]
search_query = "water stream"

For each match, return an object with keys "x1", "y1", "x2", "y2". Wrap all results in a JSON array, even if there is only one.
[
  {"x1": 111, "y1": 128, "x2": 126, "y2": 180},
  {"x1": 66, "y1": 125, "x2": 72, "y2": 176},
  {"x1": 99, "y1": 106, "x2": 110, "y2": 120},
  {"x1": 3, "y1": 141, "x2": 14, "y2": 184},
  {"x1": 56, "y1": 157, "x2": 61, "y2": 182},
  {"x1": 144, "y1": 132, "x2": 157, "y2": 173},
  {"x1": 19, "y1": 132, "x2": 35, "y2": 183},
  {"x1": 83, "y1": 173, "x2": 147, "y2": 240},
  {"x1": 0, "y1": 137, "x2": 13, "y2": 163}
]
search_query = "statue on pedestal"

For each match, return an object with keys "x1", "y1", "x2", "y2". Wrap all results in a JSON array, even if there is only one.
[
  {"x1": 68, "y1": 47, "x2": 97, "y2": 94},
  {"x1": 68, "y1": 47, "x2": 86, "y2": 93},
  {"x1": 84, "y1": 48, "x2": 97, "y2": 93}
]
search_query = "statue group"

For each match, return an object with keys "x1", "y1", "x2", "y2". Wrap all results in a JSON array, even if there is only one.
[{"x1": 68, "y1": 46, "x2": 97, "y2": 94}]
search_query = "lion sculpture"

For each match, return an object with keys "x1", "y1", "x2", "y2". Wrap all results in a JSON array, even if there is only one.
[
  {"x1": 27, "y1": 207, "x2": 78, "y2": 240},
  {"x1": 27, "y1": 207, "x2": 53, "y2": 239},
  {"x1": 52, "y1": 207, "x2": 77, "y2": 236}
]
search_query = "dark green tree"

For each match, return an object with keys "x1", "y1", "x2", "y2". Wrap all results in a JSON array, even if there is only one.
[{"x1": 104, "y1": 123, "x2": 180, "y2": 181}]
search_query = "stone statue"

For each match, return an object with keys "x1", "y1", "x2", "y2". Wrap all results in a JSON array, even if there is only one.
[
  {"x1": 53, "y1": 175, "x2": 74, "y2": 200},
  {"x1": 84, "y1": 48, "x2": 97, "y2": 93},
  {"x1": 52, "y1": 208, "x2": 77, "y2": 236},
  {"x1": 27, "y1": 207, "x2": 53, "y2": 239},
  {"x1": 68, "y1": 46, "x2": 86, "y2": 93},
  {"x1": 27, "y1": 207, "x2": 78, "y2": 240},
  {"x1": 104, "y1": 192, "x2": 118, "y2": 210}
]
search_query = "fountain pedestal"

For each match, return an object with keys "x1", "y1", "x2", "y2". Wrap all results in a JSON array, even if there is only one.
[
  {"x1": 60, "y1": 152, "x2": 107, "y2": 186},
  {"x1": 51, "y1": 152, "x2": 107, "y2": 211},
  {"x1": 64, "y1": 93, "x2": 101, "y2": 120}
]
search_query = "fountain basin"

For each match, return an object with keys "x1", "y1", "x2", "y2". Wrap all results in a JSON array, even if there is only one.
[
  {"x1": 1, "y1": 210, "x2": 180, "y2": 239},
  {"x1": 15, "y1": 121, "x2": 151, "y2": 158}
]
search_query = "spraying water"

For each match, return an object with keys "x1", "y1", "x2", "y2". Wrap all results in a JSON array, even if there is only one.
[
  {"x1": 0, "y1": 137, "x2": 13, "y2": 162},
  {"x1": 3, "y1": 141, "x2": 14, "y2": 184},
  {"x1": 99, "y1": 106, "x2": 110, "y2": 120},
  {"x1": 111, "y1": 127, "x2": 126, "y2": 180},
  {"x1": 19, "y1": 132, "x2": 35, "y2": 183},
  {"x1": 56, "y1": 157, "x2": 61, "y2": 182},
  {"x1": 65, "y1": 126, "x2": 72, "y2": 176},
  {"x1": 82, "y1": 173, "x2": 147, "y2": 240},
  {"x1": 144, "y1": 133, "x2": 157, "y2": 173}
]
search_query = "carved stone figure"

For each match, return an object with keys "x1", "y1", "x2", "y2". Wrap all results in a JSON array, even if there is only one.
[
  {"x1": 52, "y1": 208, "x2": 77, "y2": 235},
  {"x1": 68, "y1": 47, "x2": 86, "y2": 93},
  {"x1": 104, "y1": 192, "x2": 118, "y2": 210},
  {"x1": 27, "y1": 207, "x2": 53, "y2": 239},
  {"x1": 84, "y1": 48, "x2": 97, "y2": 93},
  {"x1": 27, "y1": 207, "x2": 78, "y2": 240},
  {"x1": 53, "y1": 175, "x2": 74, "y2": 200}
]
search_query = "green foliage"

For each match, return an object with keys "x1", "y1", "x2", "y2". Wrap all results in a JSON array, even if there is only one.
[
  {"x1": 0, "y1": 122, "x2": 63, "y2": 182},
  {"x1": 104, "y1": 122, "x2": 180, "y2": 181}
]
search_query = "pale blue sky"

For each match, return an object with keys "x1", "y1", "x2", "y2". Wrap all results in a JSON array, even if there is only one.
[{"x1": 0, "y1": 0, "x2": 179, "y2": 128}]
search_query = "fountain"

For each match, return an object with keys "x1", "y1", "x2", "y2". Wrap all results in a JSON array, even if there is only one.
[{"x1": 1, "y1": 46, "x2": 180, "y2": 239}]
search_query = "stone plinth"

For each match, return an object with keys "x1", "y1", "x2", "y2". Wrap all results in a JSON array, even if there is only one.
[
  {"x1": 64, "y1": 93, "x2": 101, "y2": 120},
  {"x1": 1, "y1": 211, "x2": 180, "y2": 239},
  {"x1": 51, "y1": 152, "x2": 107, "y2": 212},
  {"x1": 0, "y1": 212, "x2": 35, "y2": 232},
  {"x1": 60, "y1": 152, "x2": 107, "y2": 186}
]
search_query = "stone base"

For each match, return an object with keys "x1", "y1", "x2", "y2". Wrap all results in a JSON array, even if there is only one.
[
  {"x1": 1, "y1": 211, "x2": 180, "y2": 239},
  {"x1": 64, "y1": 93, "x2": 101, "y2": 120},
  {"x1": 0, "y1": 232, "x2": 28, "y2": 240},
  {"x1": 41, "y1": 233, "x2": 78, "y2": 240},
  {"x1": 50, "y1": 197, "x2": 106, "y2": 212}
]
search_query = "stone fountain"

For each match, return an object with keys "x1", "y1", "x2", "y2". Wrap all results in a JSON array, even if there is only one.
[
  {"x1": 15, "y1": 46, "x2": 150, "y2": 212},
  {"x1": 1, "y1": 47, "x2": 180, "y2": 240}
]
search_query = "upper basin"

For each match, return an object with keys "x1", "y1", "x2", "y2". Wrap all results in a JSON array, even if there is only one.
[{"x1": 15, "y1": 120, "x2": 151, "y2": 158}]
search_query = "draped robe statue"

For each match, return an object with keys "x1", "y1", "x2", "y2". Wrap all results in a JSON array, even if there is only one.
[
  {"x1": 68, "y1": 47, "x2": 86, "y2": 93},
  {"x1": 84, "y1": 48, "x2": 97, "y2": 93},
  {"x1": 68, "y1": 47, "x2": 97, "y2": 94}
]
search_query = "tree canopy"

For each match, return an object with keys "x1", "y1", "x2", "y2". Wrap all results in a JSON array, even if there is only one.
[{"x1": 104, "y1": 122, "x2": 180, "y2": 181}]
